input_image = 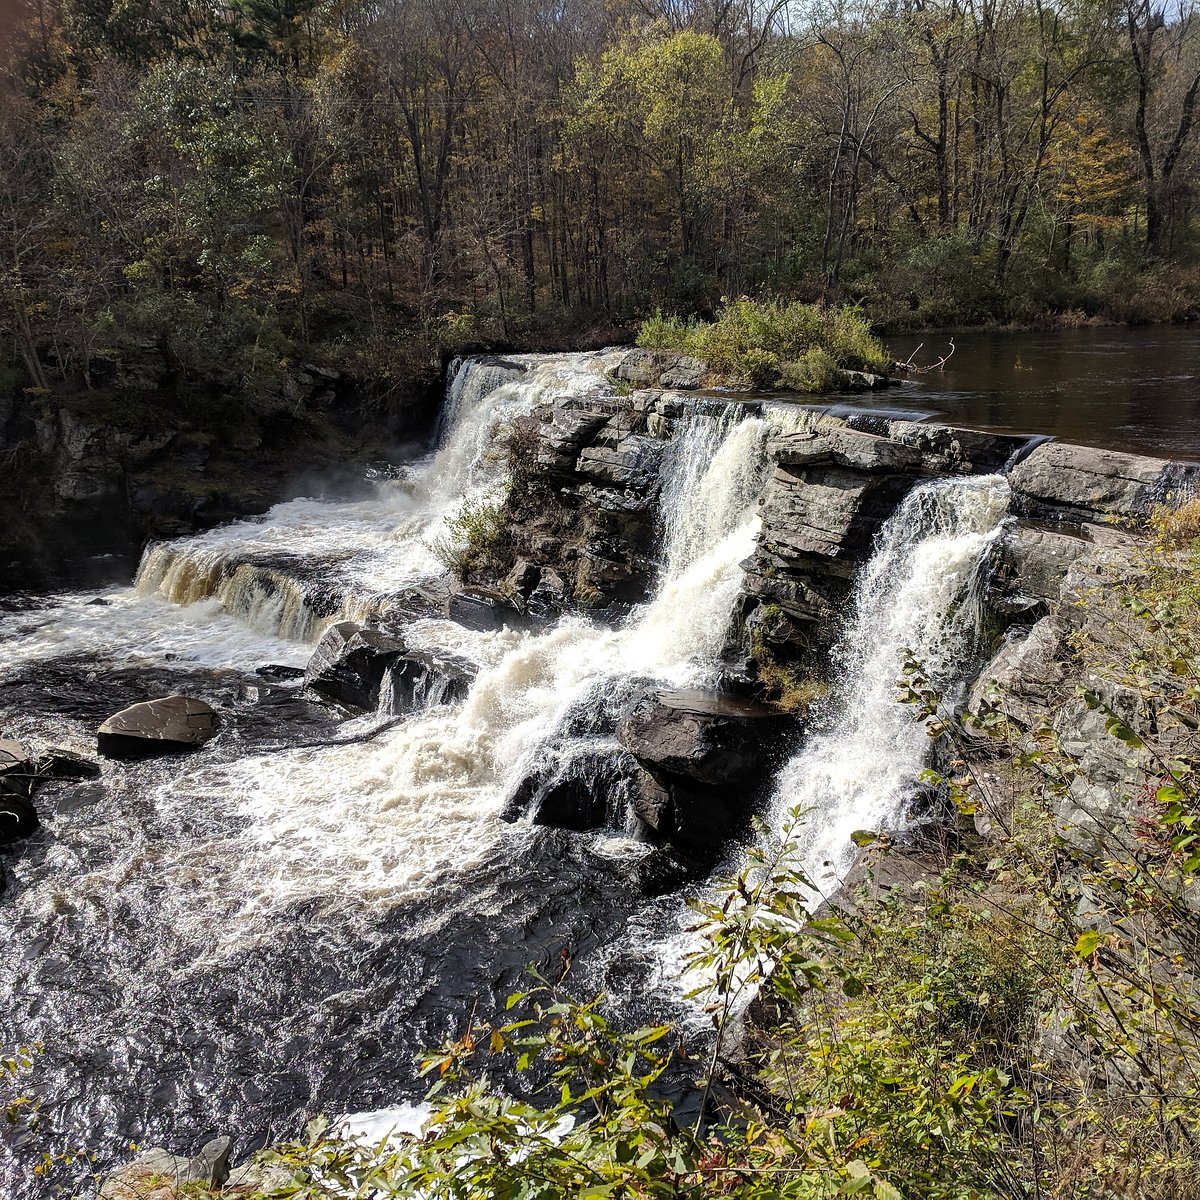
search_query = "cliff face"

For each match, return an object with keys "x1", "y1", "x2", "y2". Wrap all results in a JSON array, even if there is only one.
[
  {"x1": 467, "y1": 351, "x2": 1198, "y2": 686},
  {"x1": 0, "y1": 368, "x2": 438, "y2": 591},
  {"x1": 450, "y1": 351, "x2": 1200, "y2": 870}
]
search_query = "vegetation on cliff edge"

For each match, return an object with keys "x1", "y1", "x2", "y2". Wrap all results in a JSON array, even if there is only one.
[{"x1": 637, "y1": 300, "x2": 891, "y2": 391}]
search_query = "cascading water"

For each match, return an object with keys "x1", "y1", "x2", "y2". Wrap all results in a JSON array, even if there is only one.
[
  {"x1": 133, "y1": 354, "x2": 606, "y2": 645},
  {"x1": 0, "y1": 358, "x2": 774, "y2": 1199},
  {"x1": 614, "y1": 472, "x2": 1013, "y2": 1026},
  {"x1": 767, "y1": 474, "x2": 1011, "y2": 897}
]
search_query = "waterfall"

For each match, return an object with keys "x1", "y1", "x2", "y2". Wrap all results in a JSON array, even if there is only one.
[
  {"x1": 767, "y1": 474, "x2": 1011, "y2": 897},
  {"x1": 132, "y1": 355, "x2": 606, "y2": 643},
  {"x1": 21, "y1": 401, "x2": 774, "y2": 971}
]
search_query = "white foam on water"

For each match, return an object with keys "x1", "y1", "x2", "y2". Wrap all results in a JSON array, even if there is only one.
[
  {"x1": 0, "y1": 589, "x2": 309, "y2": 676},
  {"x1": 20, "y1": 403, "x2": 772, "y2": 967}
]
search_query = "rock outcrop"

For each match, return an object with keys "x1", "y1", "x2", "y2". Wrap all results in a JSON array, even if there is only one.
[
  {"x1": 467, "y1": 392, "x2": 690, "y2": 616},
  {"x1": 99, "y1": 1137, "x2": 233, "y2": 1199},
  {"x1": 304, "y1": 620, "x2": 474, "y2": 712},
  {"x1": 98, "y1": 696, "x2": 220, "y2": 757},
  {"x1": 305, "y1": 621, "x2": 408, "y2": 709},
  {"x1": 741, "y1": 419, "x2": 1032, "y2": 664},
  {"x1": 506, "y1": 685, "x2": 797, "y2": 852},
  {"x1": 1008, "y1": 441, "x2": 1198, "y2": 523}
]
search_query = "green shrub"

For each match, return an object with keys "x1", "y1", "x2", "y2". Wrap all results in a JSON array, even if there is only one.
[
  {"x1": 431, "y1": 497, "x2": 506, "y2": 580},
  {"x1": 635, "y1": 298, "x2": 890, "y2": 391}
]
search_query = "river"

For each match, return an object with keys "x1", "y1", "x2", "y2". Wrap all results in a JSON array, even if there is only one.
[
  {"x1": 868, "y1": 325, "x2": 1200, "y2": 458},
  {"x1": 1, "y1": 328, "x2": 1194, "y2": 1197}
]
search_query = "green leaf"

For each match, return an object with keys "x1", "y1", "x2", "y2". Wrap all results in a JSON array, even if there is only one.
[
  {"x1": 1104, "y1": 717, "x2": 1145, "y2": 749},
  {"x1": 850, "y1": 830, "x2": 878, "y2": 847},
  {"x1": 1074, "y1": 931, "x2": 1103, "y2": 957}
]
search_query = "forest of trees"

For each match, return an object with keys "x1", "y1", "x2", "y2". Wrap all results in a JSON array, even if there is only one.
[{"x1": 1, "y1": 0, "x2": 1198, "y2": 401}]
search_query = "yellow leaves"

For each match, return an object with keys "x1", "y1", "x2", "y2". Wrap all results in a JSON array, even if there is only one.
[{"x1": 1046, "y1": 105, "x2": 1134, "y2": 222}]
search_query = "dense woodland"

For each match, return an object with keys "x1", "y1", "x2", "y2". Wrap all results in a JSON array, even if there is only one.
[{"x1": 1, "y1": 0, "x2": 1199, "y2": 407}]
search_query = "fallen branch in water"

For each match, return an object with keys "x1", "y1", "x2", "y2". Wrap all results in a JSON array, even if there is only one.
[{"x1": 907, "y1": 338, "x2": 955, "y2": 373}]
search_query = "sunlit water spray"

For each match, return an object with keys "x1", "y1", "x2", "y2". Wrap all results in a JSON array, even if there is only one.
[
  {"x1": 133, "y1": 353, "x2": 615, "y2": 645},
  {"x1": 126, "y1": 412, "x2": 772, "y2": 954}
]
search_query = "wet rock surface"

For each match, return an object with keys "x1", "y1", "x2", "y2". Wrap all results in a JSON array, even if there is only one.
[
  {"x1": 304, "y1": 621, "x2": 408, "y2": 710},
  {"x1": 618, "y1": 688, "x2": 794, "y2": 787},
  {"x1": 506, "y1": 684, "x2": 797, "y2": 852},
  {"x1": 97, "y1": 696, "x2": 220, "y2": 757}
]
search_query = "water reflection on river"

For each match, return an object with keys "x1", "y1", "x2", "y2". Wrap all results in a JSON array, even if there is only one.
[{"x1": 854, "y1": 325, "x2": 1200, "y2": 459}]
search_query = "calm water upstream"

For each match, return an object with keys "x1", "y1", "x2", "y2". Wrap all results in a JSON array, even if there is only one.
[{"x1": 843, "y1": 325, "x2": 1200, "y2": 459}]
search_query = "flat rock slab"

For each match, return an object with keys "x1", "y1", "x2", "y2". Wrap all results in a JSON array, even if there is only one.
[
  {"x1": 98, "y1": 696, "x2": 219, "y2": 758},
  {"x1": 619, "y1": 686, "x2": 794, "y2": 786},
  {"x1": 1008, "y1": 441, "x2": 1199, "y2": 518}
]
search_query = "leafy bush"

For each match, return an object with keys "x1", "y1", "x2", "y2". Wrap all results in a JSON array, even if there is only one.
[
  {"x1": 430, "y1": 498, "x2": 506, "y2": 580},
  {"x1": 636, "y1": 298, "x2": 890, "y2": 391}
]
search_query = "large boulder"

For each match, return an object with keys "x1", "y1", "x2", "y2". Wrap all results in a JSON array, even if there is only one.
[
  {"x1": 1008, "y1": 442, "x2": 1200, "y2": 521},
  {"x1": 617, "y1": 688, "x2": 798, "y2": 848},
  {"x1": 618, "y1": 687, "x2": 794, "y2": 786},
  {"x1": 504, "y1": 748, "x2": 662, "y2": 832},
  {"x1": 379, "y1": 650, "x2": 474, "y2": 713},
  {"x1": 305, "y1": 621, "x2": 407, "y2": 709},
  {"x1": 98, "y1": 696, "x2": 219, "y2": 758}
]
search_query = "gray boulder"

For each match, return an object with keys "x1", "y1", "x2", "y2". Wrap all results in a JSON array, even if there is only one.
[
  {"x1": 305, "y1": 620, "x2": 407, "y2": 710},
  {"x1": 1008, "y1": 441, "x2": 1198, "y2": 521},
  {"x1": 379, "y1": 650, "x2": 474, "y2": 713},
  {"x1": 98, "y1": 696, "x2": 219, "y2": 758},
  {"x1": 618, "y1": 687, "x2": 794, "y2": 787}
]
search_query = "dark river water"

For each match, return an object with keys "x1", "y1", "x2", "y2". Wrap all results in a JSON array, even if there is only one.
[{"x1": 851, "y1": 325, "x2": 1200, "y2": 458}]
